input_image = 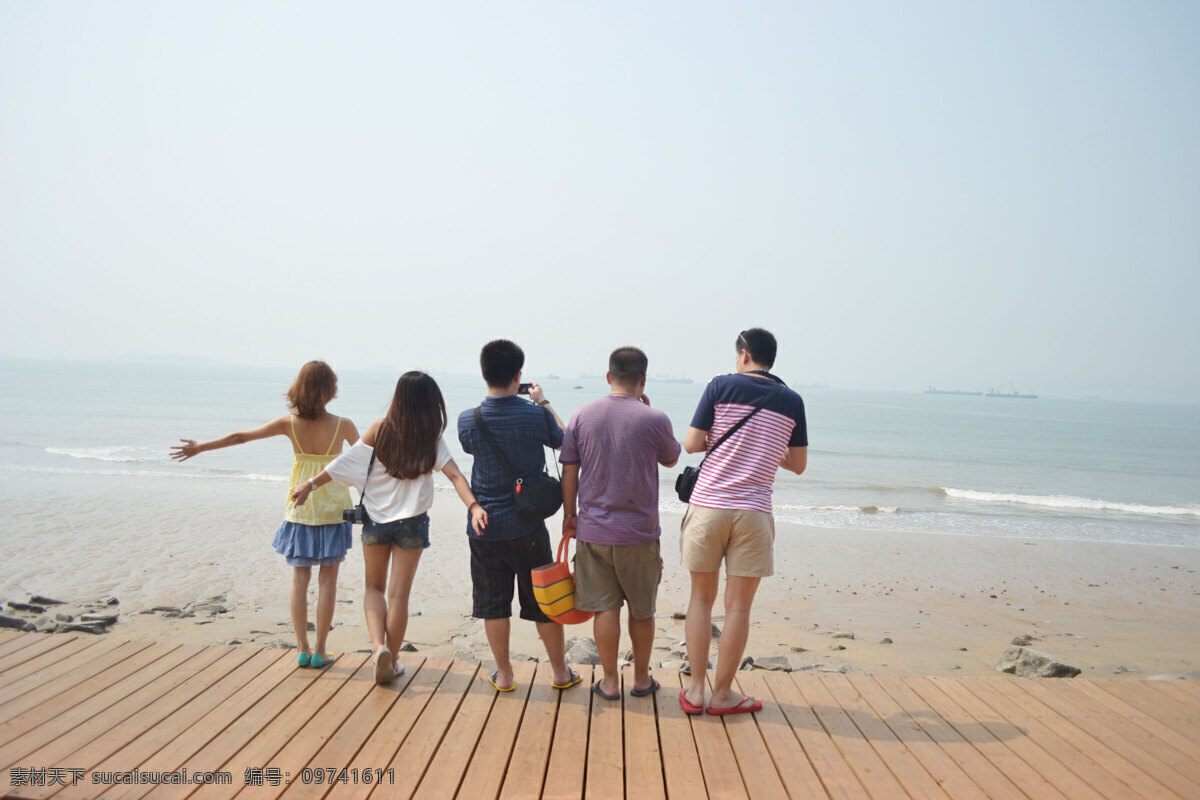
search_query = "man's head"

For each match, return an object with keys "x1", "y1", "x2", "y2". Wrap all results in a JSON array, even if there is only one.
[
  {"x1": 480, "y1": 339, "x2": 524, "y2": 388},
  {"x1": 736, "y1": 328, "x2": 777, "y2": 369},
  {"x1": 608, "y1": 346, "x2": 648, "y2": 390}
]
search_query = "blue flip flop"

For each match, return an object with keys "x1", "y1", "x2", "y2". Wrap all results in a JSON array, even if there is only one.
[
  {"x1": 629, "y1": 677, "x2": 660, "y2": 697},
  {"x1": 591, "y1": 680, "x2": 620, "y2": 701},
  {"x1": 297, "y1": 651, "x2": 311, "y2": 668},
  {"x1": 309, "y1": 652, "x2": 335, "y2": 669}
]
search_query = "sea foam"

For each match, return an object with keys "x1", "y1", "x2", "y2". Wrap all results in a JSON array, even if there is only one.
[{"x1": 941, "y1": 487, "x2": 1200, "y2": 518}]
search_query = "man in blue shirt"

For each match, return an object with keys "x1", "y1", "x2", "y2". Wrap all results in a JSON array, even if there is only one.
[{"x1": 457, "y1": 339, "x2": 581, "y2": 693}]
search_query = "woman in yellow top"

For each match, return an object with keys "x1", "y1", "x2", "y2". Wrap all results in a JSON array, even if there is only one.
[{"x1": 171, "y1": 361, "x2": 358, "y2": 669}]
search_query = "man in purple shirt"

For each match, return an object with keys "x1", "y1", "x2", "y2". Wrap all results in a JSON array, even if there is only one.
[{"x1": 560, "y1": 347, "x2": 681, "y2": 700}]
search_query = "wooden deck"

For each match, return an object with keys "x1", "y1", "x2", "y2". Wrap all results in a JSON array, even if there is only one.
[{"x1": 1, "y1": 631, "x2": 1197, "y2": 799}]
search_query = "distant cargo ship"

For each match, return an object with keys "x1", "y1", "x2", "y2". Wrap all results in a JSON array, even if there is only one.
[
  {"x1": 648, "y1": 376, "x2": 694, "y2": 384},
  {"x1": 925, "y1": 386, "x2": 983, "y2": 396},
  {"x1": 986, "y1": 385, "x2": 1039, "y2": 399}
]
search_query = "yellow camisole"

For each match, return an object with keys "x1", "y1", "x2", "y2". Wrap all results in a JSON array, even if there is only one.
[{"x1": 283, "y1": 416, "x2": 353, "y2": 525}]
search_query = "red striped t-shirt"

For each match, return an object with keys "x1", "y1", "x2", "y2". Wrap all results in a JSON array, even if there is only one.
[{"x1": 688, "y1": 373, "x2": 807, "y2": 513}]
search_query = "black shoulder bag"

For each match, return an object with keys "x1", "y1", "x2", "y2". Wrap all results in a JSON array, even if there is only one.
[
  {"x1": 473, "y1": 406, "x2": 563, "y2": 522},
  {"x1": 675, "y1": 384, "x2": 785, "y2": 503}
]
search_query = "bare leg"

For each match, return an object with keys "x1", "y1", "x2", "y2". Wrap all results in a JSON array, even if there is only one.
[
  {"x1": 485, "y1": 618, "x2": 513, "y2": 689},
  {"x1": 362, "y1": 544, "x2": 392, "y2": 653},
  {"x1": 536, "y1": 621, "x2": 572, "y2": 685},
  {"x1": 313, "y1": 563, "x2": 339, "y2": 655},
  {"x1": 628, "y1": 611, "x2": 656, "y2": 693},
  {"x1": 684, "y1": 570, "x2": 720, "y2": 709},
  {"x1": 592, "y1": 609, "x2": 621, "y2": 696},
  {"x1": 290, "y1": 566, "x2": 312, "y2": 656},
  {"x1": 709, "y1": 574, "x2": 761, "y2": 709},
  {"x1": 385, "y1": 547, "x2": 423, "y2": 659}
]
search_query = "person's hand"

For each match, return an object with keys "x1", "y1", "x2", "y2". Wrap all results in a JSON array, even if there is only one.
[
  {"x1": 528, "y1": 382, "x2": 546, "y2": 406},
  {"x1": 170, "y1": 439, "x2": 200, "y2": 461},
  {"x1": 562, "y1": 515, "x2": 577, "y2": 540},
  {"x1": 640, "y1": 393, "x2": 651, "y2": 406},
  {"x1": 469, "y1": 502, "x2": 489, "y2": 536},
  {"x1": 291, "y1": 481, "x2": 313, "y2": 507}
]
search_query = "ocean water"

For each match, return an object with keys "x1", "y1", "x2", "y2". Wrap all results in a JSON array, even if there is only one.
[{"x1": 1, "y1": 357, "x2": 1198, "y2": 570}]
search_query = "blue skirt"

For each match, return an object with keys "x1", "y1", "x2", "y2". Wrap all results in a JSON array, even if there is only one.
[{"x1": 273, "y1": 521, "x2": 353, "y2": 567}]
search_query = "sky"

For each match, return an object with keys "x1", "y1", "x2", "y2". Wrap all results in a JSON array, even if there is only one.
[{"x1": 1, "y1": 1, "x2": 1197, "y2": 401}]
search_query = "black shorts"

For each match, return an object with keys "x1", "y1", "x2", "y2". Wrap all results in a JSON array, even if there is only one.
[{"x1": 469, "y1": 528, "x2": 554, "y2": 622}]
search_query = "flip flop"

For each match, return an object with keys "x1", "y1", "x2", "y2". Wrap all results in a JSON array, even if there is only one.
[
  {"x1": 678, "y1": 689, "x2": 704, "y2": 716},
  {"x1": 297, "y1": 652, "x2": 311, "y2": 668},
  {"x1": 373, "y1": 647, "x2": 394, "y2": 685},
  {"x1": 629, "y1": 677, "x2": 660, "y2": 697},
  {"x1": 591, "y1": 680, "x2": 620, "y2": 701},
  {"x1": 488, "y1": 671, "x2": 515, "y2": 692},
  {"x1": 309, "y1": 652, "x2": 335, "y2": 669},
  {"x1": 707, "y1": 695, "x2": 762, "y2": 716},
  {"x1": 552, "y1": 668, "x2": 582, "y2": 690}
]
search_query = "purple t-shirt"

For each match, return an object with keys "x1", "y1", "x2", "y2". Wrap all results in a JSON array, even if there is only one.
[{"x1": 559, "y1": 395, "x2": 681, "y2": 545}]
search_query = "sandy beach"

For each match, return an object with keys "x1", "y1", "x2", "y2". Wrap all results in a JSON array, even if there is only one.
[{"x1": 8, "y1": 487, "x2": 1197, "y2": 680}]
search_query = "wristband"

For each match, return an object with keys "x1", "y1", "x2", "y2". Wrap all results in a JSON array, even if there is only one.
[{"x1": 537, "y1": 400, "x2": 550, "y2": 406}]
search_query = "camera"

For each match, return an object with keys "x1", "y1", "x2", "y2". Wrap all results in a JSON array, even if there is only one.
[
  {"x1": 518, "y1": 383, "x2": 533, "y2": 395},
  {"x1": 343, "y1": 505, "x2": 366, "y2": 524}
]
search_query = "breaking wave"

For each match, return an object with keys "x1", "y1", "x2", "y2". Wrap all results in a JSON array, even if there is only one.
[{"x1": 940, "y1": 487, "x2": 1200, "y2": 518}]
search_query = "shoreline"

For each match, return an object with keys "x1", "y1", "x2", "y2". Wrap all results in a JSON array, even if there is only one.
[{"x1": 4, "y1": 490, "x2": 1199, "y2": 679}]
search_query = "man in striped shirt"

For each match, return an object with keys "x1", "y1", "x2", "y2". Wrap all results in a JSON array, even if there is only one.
[{"x1": 678, "y1": 328, "x2": 808, "y2": 717}]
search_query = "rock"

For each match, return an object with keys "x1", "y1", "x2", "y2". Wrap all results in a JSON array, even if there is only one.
[
  {"x1": 832, "y1": 632, "x2": 855, "y2": 640},
  {"x1": 250, "y1": 630, "x2": 272, "y2": 635},
  {"x1": 711, "y1": 624, "x2": 722, "y2": 639},
  {"x1": 102, "y1": 597, "x2": 120, "y2": 606},
  {"x1": 565, "y1": 637, "x2": 601, "y2": 665},
  {"x1": 56, "y1": 613, "x2": 74, "y2": 623},
  {"x1": 195, "y1": 604, "x2": 228, "y2": 614},
  {"x1": 1011, "y1": 637, "x2": 1032, "y2": 646},
  {"x1": 151, "y1": 606, "x2": 183, "y2": 614},
  {"x1": 672, "y1": 611, "x2": 687, "y2": 620},
  {"x1": 0, "y1": 614, "x2": 33, "y2": 630},
  {"x1": 195, "y1": 620, "x2": 215, "y2": 625},
  {"x1": 306, "y1": 622, "x2": 316, "y2": 632},
  {"x1": 1113, "y1": 666, "x2": 1139, "y2": 675},
  {"x1": 959, "y1": 647, "x2": 968, "y2": 652},
  {"x1": 80, "y1": 613, "x2": 119, "y2": 624},
  {"x1": 831, "y1": 644, "x2": 846, "y2": 651},
  {"x1": 620, "y1": 649, "x2": 634, "y2": 663},
  {"x1": 8, "y1": 601, "x2": 47, "y2": 613},
  {"x1": 400, "y1": 643, "x2": 418, "y2": 652},
  {"x1": 880, "y1": 637, "x2": 893, "y2": 644},
  {"x1": 58, "y1": 622, "x2": 108, "y2": 634},
  {"x1": 791, "y1": 646, "x2": 809, "y2": 653},
  {"x1": 163, "y1": 612, "x2": 181, "y2": 618},
  {"x1": 995, "y1": 646, "x2": 1081, "y2": 678},
  {"x1": 512, "y1": 652, "x2": 538, "y2": 663},
  {"x1": 751, "y1": 655, "x2": 794, "y2": 672},
  {"x1": 30, "y1": 595, "x2": 67, "y2": 605},
  {"x1": 740, "y1": 656, "x2": 754, "y2": 670},
  {"x1": 228, "y1": 639, "x2": 243, "y2": 646}
]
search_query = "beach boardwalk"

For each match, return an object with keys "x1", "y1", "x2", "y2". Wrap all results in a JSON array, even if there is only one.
[{"x1": 1, "y1": 632, "x2": 1198, "y2": 799}]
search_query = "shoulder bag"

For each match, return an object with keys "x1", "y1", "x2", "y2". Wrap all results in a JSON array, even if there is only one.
[
  {"x1": 675, "y1": 384, "x2": 785, "y2": 503},
  {"x1": 473, "y1": 406, "x2": 563, "y2": 522}
]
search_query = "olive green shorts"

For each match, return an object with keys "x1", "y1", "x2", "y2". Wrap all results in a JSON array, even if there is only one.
[{"x1": 573, "y1": 539, "x2": 662, "y2": 620}]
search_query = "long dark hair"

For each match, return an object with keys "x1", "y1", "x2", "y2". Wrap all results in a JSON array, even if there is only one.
[
  {"x1": 374, "y1": 371, "x2": 447, "y2": 480},
  {"x1": 286, "y1": 361, "x2": 337, "y2": 419}
]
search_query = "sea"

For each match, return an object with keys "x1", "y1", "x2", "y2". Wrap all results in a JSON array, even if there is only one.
[{"x1": 1, "y1": 358, "x2": 1198, "y2": 607}]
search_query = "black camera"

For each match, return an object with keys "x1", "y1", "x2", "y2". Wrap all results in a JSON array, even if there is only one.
[{"x1": 343, "y1": 505, "x2": 366, "y2": 524}]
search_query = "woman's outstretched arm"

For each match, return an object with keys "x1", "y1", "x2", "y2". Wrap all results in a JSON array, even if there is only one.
[
  {"x1": 171, "y1": 416, "x2": 291, "y2": 461},
  {"x1": 442, "y1": 459, "x2": 488, "y2": 535}
]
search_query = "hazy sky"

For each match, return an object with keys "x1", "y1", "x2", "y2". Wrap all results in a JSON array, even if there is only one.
[{"x1": 2, "y1": 2, "x2": 1197, "y2": 401}]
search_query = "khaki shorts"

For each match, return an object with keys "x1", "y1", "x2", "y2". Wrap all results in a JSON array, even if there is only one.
[
  {"x1": 574, "y1": 539, "x2": 662, "y2": 620},
  {"x1": 680, "y1": 505, "x2": 775, "y2": 577}
]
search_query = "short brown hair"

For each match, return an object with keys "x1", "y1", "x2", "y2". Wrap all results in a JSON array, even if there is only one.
[
  {"x1": 609, "y1": 347, "x2": 648, "y2": 385},
  {"x1": 286, "y1": 361, "x2": 337, "y2": 419}
]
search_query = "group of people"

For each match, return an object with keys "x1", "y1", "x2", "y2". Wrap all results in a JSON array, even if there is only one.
[{"x1": 171, "y1": 327, "x2": 807, "y2": 717}]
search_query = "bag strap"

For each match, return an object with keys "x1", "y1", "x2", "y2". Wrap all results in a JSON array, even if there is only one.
[
  {"x1": 359, "y1": 450, "x2": 376, "y2": 502},
  {"x1": 473, "y1": 407, "x2": 519, "y2": 483},
  {"x1": 696, "y1": 384, "x2": 786, "y2": 474},
  {"x1": 556, "y1": 535, "x2": 572, "y2": 565}
]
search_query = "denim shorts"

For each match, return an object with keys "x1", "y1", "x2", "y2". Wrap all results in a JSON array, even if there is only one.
[{"x1": 361, "y1": 512, "x2": 431, "y2": 550}]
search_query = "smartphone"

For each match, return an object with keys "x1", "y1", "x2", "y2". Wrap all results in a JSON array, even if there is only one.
[{"x1": 518, "y1": 383, "x2": 533, "y2": 395}]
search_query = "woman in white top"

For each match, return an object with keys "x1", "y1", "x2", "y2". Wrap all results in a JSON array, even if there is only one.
[{"x1": 292, "y1": 371, "x2": 486, "y2": 684}]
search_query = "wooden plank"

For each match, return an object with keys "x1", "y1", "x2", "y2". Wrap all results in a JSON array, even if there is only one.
[
  {"x1": 899, "y1": 676, "x2": 1071, "y2": 800},
  {"x1": 454, "y1": 660, "x2": 537, "y2": 800},
  {"x1": 411, "y1": 656, "x2": 510, "y2": 800},
  {"x1": 322, "y1": 658, "x2": 452, "y2": 800},
  {"x1": 375, "y1": 658, "x2": 479, "y2": 799},
  {"x1": 845, "y1": 675, "x2": 989, "y2": 800},
  {"x1": 8, "y1": 645, "x2": 237, "y2": 798},
  {"x1": 822, "y1": 674, "x2": 951, "y2": 800},
  {"x1": 67, "y1": 649, "x2": 289, "y2": 800},
  {"x1": 541, "y1": 664, "x2": 594, "y2": 800},
  {"x1": 978, "y1": 677, "x2": 1188, "y2": 800},
  {"x1": 720, "y1": 674, "x2": 786, "y2": 800},
  {"x1": 500, "y1": 661, "x2": 567, "y2": 800},
  {"x1": 623, "y1": 668, "x2": 665, "y2": 800},
  {"x1": 1087, "y1": 680, "x2": 1200, "y2": 741},
  {"x1": 870, "y1": 676, "x2": 1027, "y2": 800},
  {"x1": 0, "y1": 642, "x2": 187, "y2": 765},
  {"x1": 229, "y1": 653, "x2": 375, "y2": 800},
  {"x1": 993, "y1": 681, "x2": 1200, "y2": 800},
  {"x1": 792, "y1": 673, "x2": 907, "y2": 800},
  {"x1": 95, "y1": 648, "x2": 299, "y2": 800},
  {"x1": 0, "y1": 637, "x2": 119, "y2": 702},
  {"x1": 687, "y1": 678, "x2": 748, "y2": 799},
  {"x1": 0, "y1": 633, "x2": 90, "y2": 678},
  {"x1": 1137, "y1": 679, "x2": 1200, "y2": 711},
  {"x1": 196, "y1": 653, "x2": 365, "y2": 800},
  {"x1": 1121, "y1": 681, "x2": 1200, "y2": 733},
  {"x1": 585, "y1": 667, "x2": 625, "y2": 800},
  {"x1": 733, "y1": 671, "x2": 829, "y2": 799},
  {"x1": 278, "y1": 656, "x2": 425, "y2": 800},
  {"x1": 0, "y1": 630, "x2": 27, "y2": 650},
  {"x1": 657, "y1": 671, "x2": 708, "y2": 799},
  {"x1": 763, "y1": 671, "x2": 868, "y2": 800},
  {"x1": 1067, "y1": 680, "x2": 1200, "y2": 774},
  {"x1": 0, "y1": 638, "x2": 147, "y2": 723}
]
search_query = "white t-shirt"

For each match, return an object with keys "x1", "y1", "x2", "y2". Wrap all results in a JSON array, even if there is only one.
[{"x1": 325, "y1": 437, "x2": 453, "y2": 523}]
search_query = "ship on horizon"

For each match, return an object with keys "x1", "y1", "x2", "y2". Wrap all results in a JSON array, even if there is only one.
[
  {"x1": 925, "y1": 386, "x2": 983, "y2": 396},
  {"x1": 986, "y1": 383, "x2": 1039, "y2": 399}
]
